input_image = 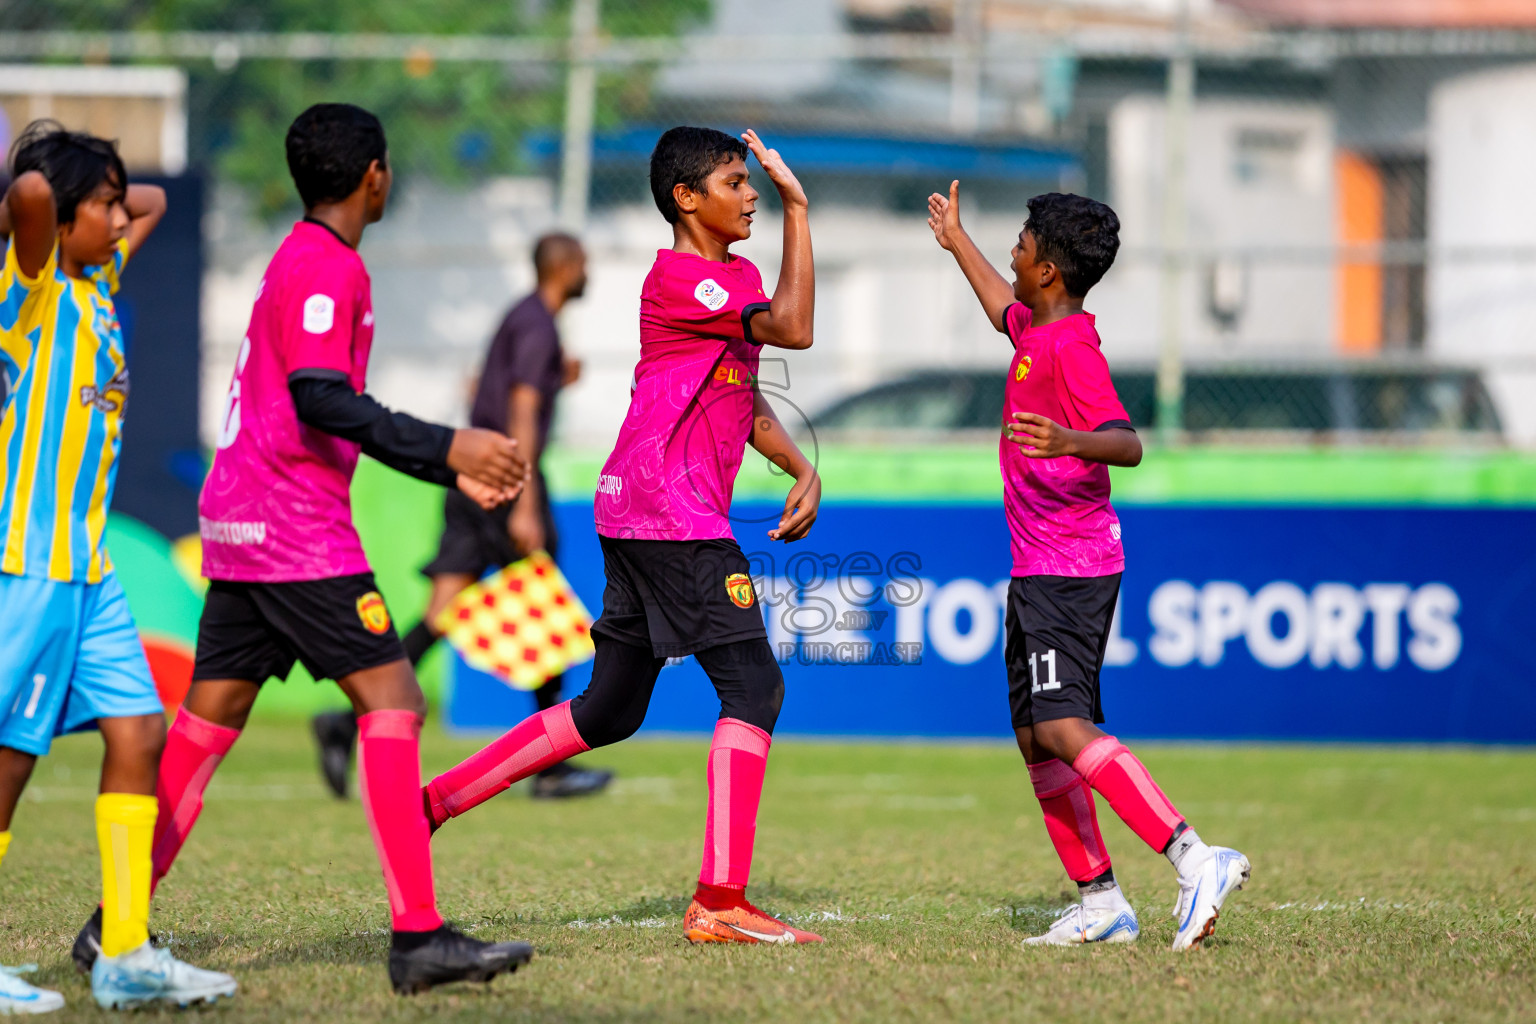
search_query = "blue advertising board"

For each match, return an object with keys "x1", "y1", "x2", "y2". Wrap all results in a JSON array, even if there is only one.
[{"x1": 445, "y1": 502, "x2": 1536, "y2": 744}]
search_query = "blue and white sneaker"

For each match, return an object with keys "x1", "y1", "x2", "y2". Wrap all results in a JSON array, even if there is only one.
[
  {"x1": 1171, "y1": 846, "x2": 1250, "y2": 951},
  {"x1": 1023, "y1": 893, "x2": 1139, "y2": 946},
  {"x1": 0, "y1": 964, "x2": 64, "y2": 1014},
  {"x1": 90, "y1": 940, "x2": 236, "y2": 1010}
]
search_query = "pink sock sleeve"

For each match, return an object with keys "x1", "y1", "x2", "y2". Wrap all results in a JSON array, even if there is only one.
[
  {"x1": 151, "y1": 709, "x2": 240, "y2": 893},
  {"x1": 1072, "y1": 735, "x2": 1185, "y2": 853},
  {"x1": 1028, "y1": 758, "x2": 1112, "y2": 882},
  {"x1": 357, "y1": 710, "x2": 443, "y2": 933},
  {"x1": 698, "y1": 718, "x2": 772, "y2": 890},
  {"x1": 423, "y1": 701, "x2": 589, "y2": 827}
]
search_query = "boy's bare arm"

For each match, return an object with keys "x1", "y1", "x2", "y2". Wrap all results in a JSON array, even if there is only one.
[
  {"x1": 5, "y1": 171, "x2": 58, "y2": 279},
  {"x1": 124, "y1": 184, "x2": 168, "y2": 257},
  {"x1": 504, "y1": 383, "x2": 546, "y2": 554},
  {"x1": 928, "y1": 180, "x2": 1015, "y2": 333},
  {"x1": 741, "y1": 130, "x2": 814, "y2": 351},
  {"x1": 750, "y1": 391, "x2": 821, "y2": 541},
  {"x1": 1006, "y1": 413, "x2": 1143, "y2": 467}
]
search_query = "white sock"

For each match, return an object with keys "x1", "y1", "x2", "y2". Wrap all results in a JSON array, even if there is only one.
[
  {"x1": 1081, "y1": 883, "x2": 1125, "y2": 912},
  {"x1": 1166, "y1": 826, "x2": 1212, "y2": 877}
]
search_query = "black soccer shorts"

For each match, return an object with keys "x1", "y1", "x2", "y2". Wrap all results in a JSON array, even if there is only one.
[
  {"x1": 420, "y1": 487, "x2": 559, "y2": 579},
  {"x1": 192, "y1": 573, "x2": 405, "y2": 684},
  {"x1": 1004, "y1": 573, "x2": 1122, "y2": 729},
  {"x1": 590, "y1": 536, "x2": 767, "y2": 659}
]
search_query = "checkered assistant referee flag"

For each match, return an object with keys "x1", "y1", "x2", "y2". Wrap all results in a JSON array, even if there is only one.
[{"x1": 432, "y1": 551, "x2": 597, "y2": 690}]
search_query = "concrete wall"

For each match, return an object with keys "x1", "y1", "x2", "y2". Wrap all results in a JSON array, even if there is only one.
[
  {"x1": 1427, "y1": 62, "x2": 1536, "y2": 443},
  {"x1": 1099, "y1": 95, "x2": 1336, "y2": 358}
]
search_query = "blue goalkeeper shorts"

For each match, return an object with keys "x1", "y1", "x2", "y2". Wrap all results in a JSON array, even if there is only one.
[{"x1": 0, "y1": 572, "x2": 163, "y2": 756}]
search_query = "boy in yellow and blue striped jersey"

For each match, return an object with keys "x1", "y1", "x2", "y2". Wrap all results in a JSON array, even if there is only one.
[{"x1": 0, "y1": 120, "x2": 235, "y2": 1012}]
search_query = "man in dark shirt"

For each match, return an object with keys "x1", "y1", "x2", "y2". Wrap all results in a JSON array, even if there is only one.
[{"x1": 311, "y1": 233, "x2": 613, "y2": 800}]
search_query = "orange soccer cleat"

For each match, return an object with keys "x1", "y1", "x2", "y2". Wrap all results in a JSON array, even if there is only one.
[{"x1": 683, "y1": 898, "x2": 823, "y2": 945}]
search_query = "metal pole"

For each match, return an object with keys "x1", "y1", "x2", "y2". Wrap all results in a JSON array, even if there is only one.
[
  {"x1": 558, "y1": 0, "x2": 599, "y2": 232},
  {"x1": 1156, "y1": 0, "x2": 1193, "y2": 443},
  {"x1": 949, "y1": 0, "x2": 982, "y2": 134}
]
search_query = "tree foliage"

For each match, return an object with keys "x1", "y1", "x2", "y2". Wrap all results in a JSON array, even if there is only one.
[{"x1": 11, "y1": 0, "x2": 709, "y2": 212}]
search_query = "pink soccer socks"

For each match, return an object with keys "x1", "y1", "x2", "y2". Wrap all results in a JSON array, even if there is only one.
[
  {"x1": 1072, "y1": 735, "x2": 1185, "y2": 853},
  {"x1": 697, "y1": 718, "x2": 771, "y2": 891},
  {"x1": 357, "y1": 710, "x2": 443, "y2": 932},
  {"x1": 151, "y1": 709, "x2": 239, "y2": 892},
  {"x1": 423, "y1": 701, "x2": 589, "y2": 829},
  {"x1": 1028, "y1": 758, "x2": 1112, "y2": 882}
]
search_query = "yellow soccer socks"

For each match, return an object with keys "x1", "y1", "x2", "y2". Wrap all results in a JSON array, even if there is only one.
[
  {"x1": 0, "y1": 830, "x2": 11, "y2": 870},
  {"x1": 95, "y1": 794, "x2": 156, "y2": 957}
]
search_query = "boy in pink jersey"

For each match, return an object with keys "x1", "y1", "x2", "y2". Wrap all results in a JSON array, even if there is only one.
[
  {"x1": 72, "y1": 104, "x2": 537, "y2": 995},
  {"x1": 423, "y1": 126, "x2": 824, "y2": 946},
  {"x1": 928, "y1": 185, "x2": 1250, "y2": 950}
]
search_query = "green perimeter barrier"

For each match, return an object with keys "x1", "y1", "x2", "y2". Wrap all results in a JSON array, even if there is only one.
[
  {"x1": 106, "y1": 443, "x2": 1536, "y2": 720},
  {"x1": 548, "y1": 444, "x2": 1536, "y2": 506}
]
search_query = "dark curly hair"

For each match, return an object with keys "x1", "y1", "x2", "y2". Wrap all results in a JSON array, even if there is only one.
[
  {"x1": 285, "y1": 103, "x2": 388, "y2": 209},
  {"x1": 8, "y1": 119, "x2": 126, "y2": 224},
  {"x1": 649, "y1": 126, "x2": 747, "y2": 224},
  {"x1": 1024, "y1": 193, "x2": 1120, "y2": 297}
]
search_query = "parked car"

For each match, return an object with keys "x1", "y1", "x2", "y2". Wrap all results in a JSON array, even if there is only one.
[{"x1": 805, "y1": 363, "x2": 1503, "y2": 441}]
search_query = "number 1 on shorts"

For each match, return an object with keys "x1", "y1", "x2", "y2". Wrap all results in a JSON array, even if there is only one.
[{"x1": 1029, "y1": 649, "x2": 1059, "y2": 693}]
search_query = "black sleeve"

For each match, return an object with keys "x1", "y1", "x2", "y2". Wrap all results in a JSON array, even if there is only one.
[
  {"x1": 741, "y1": 302, "x2": 771, "y2": 346},
  {"x1": 288, "y1": 369, "x2": 457, "y2": 487}
]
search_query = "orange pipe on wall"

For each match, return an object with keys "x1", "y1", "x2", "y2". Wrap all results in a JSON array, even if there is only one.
[{"x1": 1336, "y1": 150, "x2": 1384, "y2": 353}]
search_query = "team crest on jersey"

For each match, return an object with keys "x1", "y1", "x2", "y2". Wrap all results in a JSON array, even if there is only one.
[
  {"x1": 1015, "y1": 355, "x2": 1033, "y2": 382},
  {"x1": 80, "y1": 368, "x2": 130, "y2": 413},
  {"x1": 357, "y1": 592, "x2": 392, "y2": 635},
  {"x1": 694, "y1": 279, "x2": 730, "y2": 311},
  {"x1": 725, "y1": 573, "x2": 755, "y2": 609}
]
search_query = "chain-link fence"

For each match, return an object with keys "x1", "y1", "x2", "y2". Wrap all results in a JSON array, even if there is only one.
[{"x1": 5, "y1": 0, "x2": 1536, "y2": 448}]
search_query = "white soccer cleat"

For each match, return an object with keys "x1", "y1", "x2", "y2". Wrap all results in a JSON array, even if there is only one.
[
  {"x1": 1171, "y1": 846, "x2": 1250, "y2": 951},
  {"x1": 0, "y1": 965, "x2": 64, "y2": 1015},
  {"x1": 90, "y1": 940, "x2": 237, "y2": 1010},
  {"x1": 1023, "y1": 896, "x2": 1139, "y2": 947}
]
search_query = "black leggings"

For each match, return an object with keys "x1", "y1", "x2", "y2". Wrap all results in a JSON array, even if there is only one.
[{"x1": 568, "y1": 636, "x2": 785, "y2": 748}]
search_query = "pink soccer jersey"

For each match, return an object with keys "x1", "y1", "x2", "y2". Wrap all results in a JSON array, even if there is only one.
[
  {"x1": 1000, "y1": 303, "x2": 1132, "y2": 578},
  {"x1": 199, "y1": 221, "x2": 376, "y2": 582},
  {"x1": 594, "y1": 249, "x2": 770, "y2": 541}
]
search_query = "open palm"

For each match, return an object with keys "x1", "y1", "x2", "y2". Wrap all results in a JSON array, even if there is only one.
[{"x1": 743, "y1": 130, "x2": 807, "y2": 208}]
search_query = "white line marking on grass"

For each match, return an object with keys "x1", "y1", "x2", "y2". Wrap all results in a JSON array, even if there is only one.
[
  {"x1": 784, "y1": 911, "x2": 892, "y2": 924},
  {"x1": 567, "y1": 916, "x2": 670, "y2": 930}
]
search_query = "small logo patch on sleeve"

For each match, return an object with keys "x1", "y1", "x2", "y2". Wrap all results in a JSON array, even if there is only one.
[
  {"x1": 357, "y1": 591, "x2": 392, "y2": 635},
  {"x1": 725, "y1": 572, "x2": 755, "y2": 609},
  {"x1": 694, "y1": 279, "x2": 730, "y2": 311},
  {"x1": 303, "y1": 294, "x2": 336, "y2": 334}
]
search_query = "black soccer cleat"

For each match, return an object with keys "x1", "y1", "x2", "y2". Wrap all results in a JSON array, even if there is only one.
[
  {"x1": 72, "y1": 907, "x2": 103, "y2": 974},
  {"x1": 530, "y1": 761, "x2": 614, "y2": 800},
  {"x1": 388, "y1": 924, "x2": 532, "y2": 996},
  {"x1": 311, "y1": 710, "x2": 358, "y2": 799},
  {"x1": 72, "y1": 907, "x2": 164, "y2": 974}
]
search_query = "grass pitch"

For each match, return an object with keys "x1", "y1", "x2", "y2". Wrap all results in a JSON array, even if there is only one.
[{"x1": 3, "y1": 720, "x2": 1533, "y2": 1022}]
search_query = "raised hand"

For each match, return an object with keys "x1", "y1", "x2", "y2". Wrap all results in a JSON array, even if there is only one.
[
  {"x1": 742, "y1": 130, "x2": 807, "y2": 210},
  {"x1": 928, "y1": 180, "x2": 965, "y2": 252}
]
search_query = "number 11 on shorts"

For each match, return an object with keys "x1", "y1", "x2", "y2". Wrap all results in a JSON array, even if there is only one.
[{"x1": 1029, "y1": 649, "x2": 1059, "y2": 693}]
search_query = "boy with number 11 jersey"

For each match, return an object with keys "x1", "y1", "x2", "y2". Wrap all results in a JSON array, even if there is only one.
[{"x1": 929, "y1": 185, "x2": 1251, "y2": 951}]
